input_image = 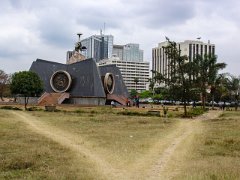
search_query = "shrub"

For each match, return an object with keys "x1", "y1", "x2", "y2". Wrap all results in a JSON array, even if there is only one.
[
  {"x1": 189, "y1": 107, "x2": 207, "y2": 116},
  {"x1": 117, "y1": 111, "x2": 142, "y2": 116},
  {"x1": 181, "y1": 107, "x2": 206, "y2": 118},
  {"x1": 0, "y1": 106, "x2": 22, "y2": 111},
  {"x1": 27, "y1": 107, "x2": 42, "y2": 111},
  {"x1": 117, "y1": 110, "x2": 160, "y2": 117}
]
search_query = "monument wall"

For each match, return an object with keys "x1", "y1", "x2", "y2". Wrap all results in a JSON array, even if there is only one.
[{"x1": 30, "y1": 58, "x2": 128, "y2": 105}]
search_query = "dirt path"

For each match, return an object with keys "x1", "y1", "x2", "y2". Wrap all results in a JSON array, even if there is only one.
[
  {"x1": 10, "y1": 110, "x2": 222, "y2": 180},
  {"x1": 145, "y1": 110, "x2": 223, "y2": 180},
  {"x1": 10, "y1": 111, "x2": 128, "y2": 180}
]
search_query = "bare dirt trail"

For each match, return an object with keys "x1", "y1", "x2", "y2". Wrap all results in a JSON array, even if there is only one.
[
  {"x1": 10, "y1": 111, "x2": 129, "y2": 180},
  {"x1": 145, "y1": 110, "x2": 223, "y2": 180},
  {"x1": 145, "y1": 120, "x2": 194, "y2": 180},
  {"x1": 10, "y1": 110, "x2": 222, "y2": 180}
]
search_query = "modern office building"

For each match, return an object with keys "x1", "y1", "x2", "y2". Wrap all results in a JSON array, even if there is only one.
[
  {"x1": 98, "y1": 56, "x2": 149, "y2": 92},
  {"x1": 67, "y1": 34, "x2": 149, "y2": 92},
  {"x1": 152, "y1": 40, "x2": 215, "y2": 79},
  {"x1": 113, "y1": 43, "x2": 143, "y2": 62},
  {"x1": 79, "y1": 34, "x2": 113, "y2": 62}
]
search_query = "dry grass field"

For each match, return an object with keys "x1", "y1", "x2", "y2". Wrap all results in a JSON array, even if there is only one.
[
  {"x1": 167, "y1": 111, "x2": 240, "y2": 180},
  {"x1": 0, "y1": 109, "x2": 95, "y2": 179},
  {"x1": 0, "y1": 106, "x2": 239, "y2": 179}
]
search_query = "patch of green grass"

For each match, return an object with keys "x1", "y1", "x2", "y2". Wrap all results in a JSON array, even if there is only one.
[
  {"x1": 73, "y1": 107, "x2": 113, "y2": 115},
  {"x1": 117, "y1": 110, "x2": 144, "y2": 116},
  {"x1": 0, "y1": 106, "x2": 22, "y2": 111},
  {"x1": 74, "y1": 109, "x2": 86, "y2": 114},
  {"x1": 180, "y1": 107, "x2": 207, "y2": 118},
  {"x1": 190, "y1": 107, "x2": 207, "y2": 116},
  {"x1": 26, "y1": 106, "x2": 43, "y2": 111},
  {"x1": 117, "y1": 110, "x2": 161, "y2": 117}
]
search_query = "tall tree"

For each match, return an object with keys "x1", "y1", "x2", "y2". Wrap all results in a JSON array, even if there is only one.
[
  {"x1": 148, "y1": 78, "x2": 155, "y2": 94},
  {"x1": 0, "y1": 70, "x2": 9, "y2": 101},
  {"x1": 10, "y1": 71, "x2": 43, "y2": 110},
  {"x1": 160, "y1": 39, "x2": 193, "y2": 116},
  {"x1": 152, "y1": 70, "x2": 165, "y2": 85}
]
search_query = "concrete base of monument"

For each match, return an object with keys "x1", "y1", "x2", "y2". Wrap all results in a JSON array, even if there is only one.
[
  {"x1": 45, "y1": 105, "x2": 56, "y2": 112},
  {"x1": 16, "y1": 96, "x2": 106, "y2": 106},
  {"x1": 66, "y1": 97, "x2": 106, "y2": 106},
  {"x1": 16, "y1": 97, "x2": 38, "y2": 105}
]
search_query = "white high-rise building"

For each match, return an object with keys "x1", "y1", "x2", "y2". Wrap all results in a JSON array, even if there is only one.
[
  {"x1": 152, "y1": 40, "x2": 215, "y2": 78},
  {"x1": 98, "y1": 56, "x2": 149, "y2": 92}
]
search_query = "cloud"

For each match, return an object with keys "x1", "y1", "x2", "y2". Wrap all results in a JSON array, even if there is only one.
[
  {"x1": 0, "y1": 11, "x2": 39, "y2": 58},
  {"x1": 0, "y1": 0, "x2": 240, "y2": 76},
  {"x1": 37, "y1": 12, "x2": 75, "y2": 48}
]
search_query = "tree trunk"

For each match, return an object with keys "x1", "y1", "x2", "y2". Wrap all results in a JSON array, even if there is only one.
[
  {"x1": 202, "y1": 94, "x2": 206, "y2": 110},
  {"x1": 234, "y1": 95, "x2": 239, "y2": 111},
  {"x1": 0, "y1": 89, "x2": 3, "y2": 101},
  {"x1": 211, "y1": 94, "x2": 215, "y2": 110},
  {"x1": 183, "y1": 101, "x2": 187, "y2": 117},
  {"x1": 24, "y1": 96, "x2": 28, "y2": 110},
  {"x1": 183, "y1": 89, "x2": 187, "y2": 117},
  {"x1": 201, "y1": 87, "x2": 206, "y2": 110}
]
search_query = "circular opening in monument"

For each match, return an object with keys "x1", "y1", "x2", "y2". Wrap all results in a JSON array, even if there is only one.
[
  {"x1": 50, "y1": 70, "x2": 72, "y2": 93},
  {"x1": 104, "y1": 73, "x2": 115, "y2": 94}
]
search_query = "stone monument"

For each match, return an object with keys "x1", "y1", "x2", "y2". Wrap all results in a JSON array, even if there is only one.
[
  {"x1": 30, "y1": 34, "x2": 129, "y2": 106},
  {"x1": 67, "y1": 33, "x2": 86, "y2": 64}
]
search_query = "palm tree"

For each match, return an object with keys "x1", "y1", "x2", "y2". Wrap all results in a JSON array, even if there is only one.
[
  {"x1": 148, "y1": 78, "x2": 155, "y2": 95},
  {"x1": 225, "y1": 74, "x2": 240, "y2": 110},
  {"x1": 193, "y1": 54, "x2": 226, "y2": 109},
  {"x1": 210, "y1": 73, "x2": 227, "y2": 109},
  {"x1": 133, "y1": 77, "x2": 139, "y2": 91}
]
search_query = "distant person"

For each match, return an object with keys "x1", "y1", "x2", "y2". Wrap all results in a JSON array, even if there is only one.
[
  {"x1": 235, "y1": 101, "x2": 238, "y2": 111},
  {"x1": 223, "y1": 102, "x2": 226, "y2": 111},
  {"x1": 192, "y1": 101, "x2": 196, "y2": 108},
  {"x1": 111, "y1": 101, "x2": 116, "y2": 108},
  {"x1": 135, "y1": 95, "x2": 140, "y2": 108},
  {"x1": 163, "y1": 106, "x2": 168, "y2": 117},
  {"x1": 126, "y1": 98, "x2": 130, "y2": 107}
]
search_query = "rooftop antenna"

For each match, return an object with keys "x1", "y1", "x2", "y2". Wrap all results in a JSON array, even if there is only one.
[
  {"x1": 77, "y1": 33, "x2": 82, "y2": 42},
  {"x1": 104, "y1": 22, "x2": 106, "y2": 35}
]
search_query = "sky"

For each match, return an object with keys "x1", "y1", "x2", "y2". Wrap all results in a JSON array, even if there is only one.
[{"x1": 1, "y1": 0, "x2": 240, "y2": 75}]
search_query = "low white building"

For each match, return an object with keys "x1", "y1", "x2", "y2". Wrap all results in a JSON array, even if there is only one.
[{"x1": 98, "y1": 56, "x2": 150, "y2": 92}]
